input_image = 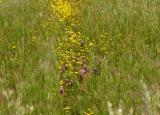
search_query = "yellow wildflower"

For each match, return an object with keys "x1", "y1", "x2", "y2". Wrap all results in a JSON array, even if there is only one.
[
  {"x1": 12, "y1": 45, "x2": 16, "y2": 49},
  {"x1": 56, "y1": 0, "x2": 74, "y2": 21},
  {"x1": 63, "y1": 106, "x2": 70, "y2": 110},
  {"x1": 59, "y1": 80, "x2": 64, "y2": 85},
  {"x1": 89, "y1": 42, "x2": 94, "y2": 47}
]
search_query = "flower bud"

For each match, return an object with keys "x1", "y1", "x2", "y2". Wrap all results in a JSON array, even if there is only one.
[{"x1": 59, "y1": 86, "x2": 64, "y2": 95}]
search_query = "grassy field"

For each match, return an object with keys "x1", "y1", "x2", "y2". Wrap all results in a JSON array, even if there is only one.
[{"x1": 0, "y1": 0, "x2": 160, "y2": 114}]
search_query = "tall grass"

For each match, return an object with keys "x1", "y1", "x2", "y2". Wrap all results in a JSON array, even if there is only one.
[{"x1": 0, "y1": 0, "x2": 160, "y2": 114}]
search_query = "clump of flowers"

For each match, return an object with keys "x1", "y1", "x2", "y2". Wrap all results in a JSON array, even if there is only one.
[
  {"x1": 56, "y1": 27, "x2": 90, "y2": 94},
  {"x1": 51, "y1": 0, "x2": 92, "y2": 95},
  {"x1": 51, "y1": 0, "x2": 94, "y2": 113},
  {"x1": 84, "y1": 109, "x2": 94, "y2": 115},
  {"x1": 51, "y1": 0, "x2": 75, "y2": 21}
]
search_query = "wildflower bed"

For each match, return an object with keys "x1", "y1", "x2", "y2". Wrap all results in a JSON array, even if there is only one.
[{"x1": 0, "y1": 0, "x2": 160, "y2": 114}]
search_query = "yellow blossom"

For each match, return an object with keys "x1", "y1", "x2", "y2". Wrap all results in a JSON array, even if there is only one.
[
  {"x1": 12, "y1": 45, "x2": 16, "y2": 49},
  {"x1": 89, "y1": 42, "x2": 94, "y2": 47},
  {"x1": 63, "y1": 106, "x2": 70, "y2": 110},
  {"x1": 56, "y1": 0, "x2": 74, "y2": 21},
  {"x1": 59, "y1": 80, "x2": 64, "y2": 85}
]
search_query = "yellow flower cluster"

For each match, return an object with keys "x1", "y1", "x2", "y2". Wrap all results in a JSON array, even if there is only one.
[
  {"x1": 51, "y1": 0, "x2": 94, "y2": 112},
  {"x1": 97, "y1": 33, "x2": 108, "y2": 55},
  {"x1": 51, "y1": 0, "x2": 75, "y2": 21},
  {"x1": 51, "y1": 0, "x2": 91, "y2": 96},
  {"x1": 84, "y1": 108, "x2": 94, "y2": 115},
  {"x1": 56, "y1": 26, "x2": 89, "y2": 84}
]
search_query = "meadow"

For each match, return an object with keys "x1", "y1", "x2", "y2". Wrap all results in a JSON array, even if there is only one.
[{"x1": 0, "y1": 0, "x2": 160, "y2": 114}]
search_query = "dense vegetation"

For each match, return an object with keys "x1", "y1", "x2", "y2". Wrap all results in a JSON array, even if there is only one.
[{"x1": 0, "y1": 0, "x2": 160, "y2": 114}]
